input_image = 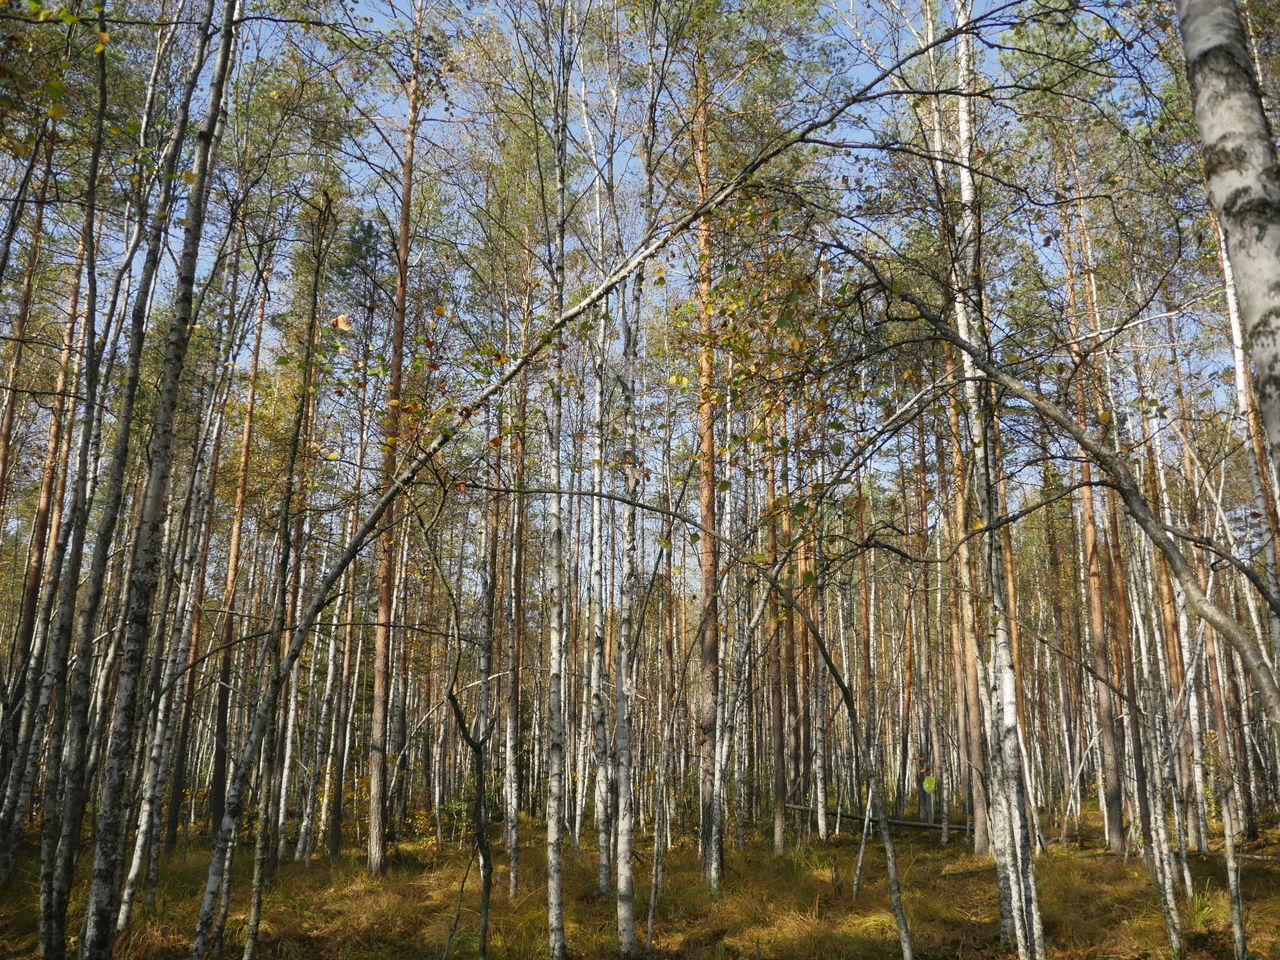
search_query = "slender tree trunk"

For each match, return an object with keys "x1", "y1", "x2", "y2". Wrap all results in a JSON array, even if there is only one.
[
  {"x1": 504, "y1": 308, "x2": 529, "y2": 896},
  {"x1": 691, "y1": 44, "x2": 722, "y2": 893},
  {"x1": 371, "y1": 69, "x2": 419, "y2": 879},
  {"x1": 545, "y1": 12, "x2": 573, "y2": 955}
]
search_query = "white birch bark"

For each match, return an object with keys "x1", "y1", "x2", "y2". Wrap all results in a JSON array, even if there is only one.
[
  {"x1": 81, "y1": 0, "x2": 239, "y2": 954},
  {"x1": 950, "y1": 5, "x2": 1044, "y2": 956},
  {"x1": 545, "y1": 6, "x2": 573, "y2": 953},
  {"x1": 1177, "y1": 0, "x2": 1280, "y2": 478}
]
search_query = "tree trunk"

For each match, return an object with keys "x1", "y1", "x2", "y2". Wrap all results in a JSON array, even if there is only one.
[{"x1": 1176, "y1": 0, "x2": 1280, "y2": 483}]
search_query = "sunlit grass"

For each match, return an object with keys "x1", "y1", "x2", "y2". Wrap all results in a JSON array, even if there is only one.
[{"x1": 2, "y1": 818, "x2": 1277, "y2": 959}]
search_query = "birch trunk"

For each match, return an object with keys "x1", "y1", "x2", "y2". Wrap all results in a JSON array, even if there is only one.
[{"x1": 1176, "y1": 0, "x2": 1280, "y2": 484}]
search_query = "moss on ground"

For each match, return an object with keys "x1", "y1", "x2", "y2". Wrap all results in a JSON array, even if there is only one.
[{"x1": 2, "y1": 821, "x2": 1277, "y2": 959}]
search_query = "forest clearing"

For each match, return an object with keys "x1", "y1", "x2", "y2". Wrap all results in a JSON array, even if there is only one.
[{"x1": 4, "y1": 0, "x2": 1280, "y2": 957}]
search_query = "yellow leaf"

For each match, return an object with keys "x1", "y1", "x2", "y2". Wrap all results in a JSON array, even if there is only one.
[{"x1": 182, "y1": 170, "x2": 196, "y2": 184}]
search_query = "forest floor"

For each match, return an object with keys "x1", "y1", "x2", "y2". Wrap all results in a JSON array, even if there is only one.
[{"x1": 3, "y1": 820, "x2": 1279, "y2": 960}]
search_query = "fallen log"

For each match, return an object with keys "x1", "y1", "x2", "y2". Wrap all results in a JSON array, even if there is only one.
[{"x1": 784, "y1": 803, "x2": 963, "y2": 832}]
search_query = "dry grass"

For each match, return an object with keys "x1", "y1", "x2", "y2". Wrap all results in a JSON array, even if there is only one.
[{"x1": 2, "y1": 821, "x2": 1277, "y2": 959}]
